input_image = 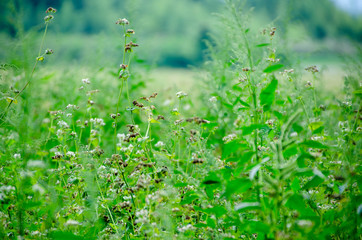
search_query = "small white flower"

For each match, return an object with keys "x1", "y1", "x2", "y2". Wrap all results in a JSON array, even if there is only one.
[
  {"x1": 135, "y1": 209, "x2": 149, "y2": 224},
  {"x1": 82, "y1": 78, "x2": 90, "y2": 84},
  {"x1": 66, "y1": 104, "x2": 78, "y2": 110},
  {"x1": 90, "y1": 118, "x2": 105, "y2": 126},
  {"x1": 297, "y1": 220, "x2": 313, "y2": 228},
  {"x1": 265, "y1": 119, "x2": 274, "y2": 126},
  {"x1": 66, "y1": 151, "x2": 76, "y2": 158},
  {"x1": 209, "y1": 96, "x2": 217, "y2": 103},
  {"x1": 65, "y1": 219, "x2": 80, "y2": 226},
  {"x1": 223, "y1": 133, "x2": 237, "y2": 143},
  {"x1": 177, "y1": 224, "x2": 195, "y2": 233},
  {"x1": 176, "y1": 91, "x2": 188, "y2": 99},
  {"x1": 290, "y1": 132, "x2": 298, "y2": 137},
  {"x1": 154, "y1": 141, "x2": 165, "y2": 148},
  {"x1": 13, "y1": 153, "x2": 21, "y2": 159},
  {"x1": 57, "y1": 120, "x2": 69, "y2": 129},
  {"x1": 136, "y1": 150, "x2": 144, "y2": 155},
  {"x1": 27, "y1": 160, "x2": 46, "y2": 168},
  {"x1": 32, "y1": 183, "x2": 45, "y2": 195}
]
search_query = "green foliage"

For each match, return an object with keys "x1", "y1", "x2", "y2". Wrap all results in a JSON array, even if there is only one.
[{"x1": 0, "y1": 1, "x2": 361, "y2": 239}]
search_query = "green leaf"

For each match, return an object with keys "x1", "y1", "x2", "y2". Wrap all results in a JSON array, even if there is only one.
[
  {"x1": 308, "y1": 121, "x2": 323, "y2": 131},
  {"x1": 222, "y1": 178, "x2": 252, "y2": 199},
  {"x1": 180, "y1": 194, "x2": 199, "y2": 205},
  {"x1": 260, "y1": 78, "x2": 278, "y2": 111},
  {"x1": 242, "y1": 124, "x2": 268, "y2": 135},
  {"x1": 204, "y1": 206, "x2": 227, "y2": 218},
  {"x1": 206, "y1": 217, "x2": 216, "y2": 228},
  {"x1": 238, "y1": 151, "x2": 255, "y2": 165},
  {"x1": 292, "y1": 123, "x2": 304, "y2": 133},
  {"x1": 246, "y1": 221, "x2": 270, "y2": 233},
  {"x1": 312, "y1": 126, "x2": 324, "y2": 134},
  {"x1": 174, "y1": 182, "x2": 188, "y2": 188},
  {"x1": 235, "y1": 202, "x2": 260, "y2": 212},
  {"x1": 353, "y1": 89, "x2": 362, "y2": 97},
  {"x1": 202, "y1": 172, "x2": 221, "y2": 185},
  {"x1": 301, "y1": 140, "x2": 328, "y2": 149},
  {"x1": 202, "y1": 180, "x2": 220, "y2": 185},
  {"x1": 256, "y1": 43, "x2": 270, "y2": 48},
  {"x1": 285, "y1": 194, "x2": 316, "y2": 217},
  {"x1": 222, "y1": 141, "x2": 240, "y2": 159},
  {"x1": 285, "y1": 194, "x2": 304, "y2": 210},
  {"x1": 302, "y1": 175, "x2": 324, "y2": 190},
  {"x1": 238, "y1": 98, "x2": 250, "y2": 108},
  {"x1": 49, "y1": 231, "x2": 84, "y2": 240},
  {"x1": 263, "y1": 64, "x2": 284, "y2": 73}
]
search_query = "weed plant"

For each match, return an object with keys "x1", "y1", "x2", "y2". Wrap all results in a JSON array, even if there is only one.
[{"x1": 0, "y1": 1, "x2": 361, "y2": 239}]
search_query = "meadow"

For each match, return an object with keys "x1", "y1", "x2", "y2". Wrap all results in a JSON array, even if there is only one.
[{"x1": 0, "y1": 2, "x2": 361, "y2": 239}]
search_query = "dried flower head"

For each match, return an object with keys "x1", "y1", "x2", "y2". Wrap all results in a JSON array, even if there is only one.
[
  {"x1": 45, "y1": 49, "x2": 54, "y2": 55},
  {"x1": 305, "y1": 65, "x2": 319, "y2": 73},
  {"x1": 46, "y1": 7, "x2": 57, "y2": 13},
  {"x1": 44, "y1": 15, "x2": 54, "y2": 22}
]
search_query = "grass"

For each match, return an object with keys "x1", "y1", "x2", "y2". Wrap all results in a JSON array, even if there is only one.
[{"x1": 0, "y1": 3, "x2": 361, "y2": 240}]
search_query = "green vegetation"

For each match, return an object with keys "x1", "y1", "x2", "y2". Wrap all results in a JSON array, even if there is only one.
[
  {"x1": 0, "y1": 1, "x2": 361, "y2": 239},
  {"x1": 0, "y1": 0, "x2": 361, "y2": 68}
]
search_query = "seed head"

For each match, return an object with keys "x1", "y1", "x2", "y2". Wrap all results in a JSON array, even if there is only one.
[
  {"x1": 46, "y1": 7, "x2": 57, "y2": 13},
  {"x1": 130, "y1": 41, "x2": 139, "y2": 47},
  {"x1": 45, "y1": 49, "x2": 54, "y2": 55},
  {"x1": 44, "y1": 15, "x2": 54, "y2": 22},
  {"x1": 305, "y1": 65, "x2": 319, "y2": 73}
]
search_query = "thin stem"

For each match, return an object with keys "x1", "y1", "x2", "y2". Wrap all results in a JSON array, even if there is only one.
[
  {"x1": 0, "y1": 22, "x2": 49, "y2": 124},
  {"x1": 114, "y1": 80, "x2": 125, "y2": 151},
  {"x1": 96, "y1": 175, "x2": 120, "y2": 235}
]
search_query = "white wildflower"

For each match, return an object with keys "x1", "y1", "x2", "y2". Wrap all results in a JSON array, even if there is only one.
[
  {"x1": 90, "y1": 118, "x2": 105, "y2": 126},
  {"x1": 154, "y1": 141, "x2": 165, "y2": 148},
  {"x1": 176, "y1": 91, "x2": 188, "y2": 99},
  {"x1": 117, "y1": 133, "x2": 126, "y2": 143},
  {"x1": 223, "y1": 133, "x2": 237, "y2": 143},
  {"x1": 135, "y1": 209, "x2": 149, "y2": 224},
  {"x1": 82, "y1": 78, "x2": 90, "y2": 84},
  {"x1": 27, "y1": 160, "x2": 46, "y2": 168},
  {"x1": 65, "y1": 219, "x2": 80, "y2": 226},
  {"x1": 209, "y1": 96, "x2": 217, "y2": 103},
  {"x1": 297, "y1": 220, "x2": 313, "y2": 228},
  {"x1": 177, "y1": 224, "x2": 195, "y2": 233},
  {"x1": 57, "y1": 120, "x2": 69, "y2": 129},
  {"x1": 66, "y1": 151, "x2": 76, "y2": 158},
  {"x1": 290, "y1": 132, "x2": 298, "y2": 137},
  {"x1": 32, "y1": 183, "x2": 45, "y2": 195}
]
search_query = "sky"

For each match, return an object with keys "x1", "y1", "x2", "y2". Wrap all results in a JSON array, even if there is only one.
[{"x1": 331, "y1": 0, "x2": 362, "y2": 15}]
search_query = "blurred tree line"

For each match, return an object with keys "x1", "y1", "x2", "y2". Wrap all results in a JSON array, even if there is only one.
[{"x1": 0, "y1": 0, "x2": 361, "y2": 67}]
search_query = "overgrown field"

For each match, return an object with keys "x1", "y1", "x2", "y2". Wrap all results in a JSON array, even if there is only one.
[{"x1": 0, "y1": 2, "x2": 361, "y2": 240}]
